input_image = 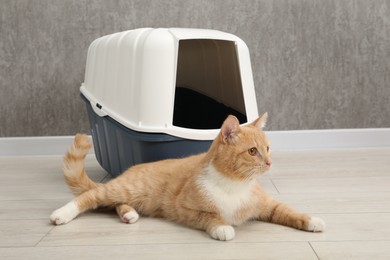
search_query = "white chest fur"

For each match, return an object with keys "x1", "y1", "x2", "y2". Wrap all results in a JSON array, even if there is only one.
[{"x1": 198, "y1": 165, "x2": 257, "y2": 225}]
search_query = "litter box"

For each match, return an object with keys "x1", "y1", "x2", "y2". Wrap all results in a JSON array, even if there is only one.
[{"x1": 80, "y1": 28, "x2": 258, "y2": 177}]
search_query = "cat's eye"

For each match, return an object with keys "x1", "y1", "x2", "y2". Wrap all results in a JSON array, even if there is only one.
[{"x1": 248, "y1": 147, "x2": 257, "y2": 156}]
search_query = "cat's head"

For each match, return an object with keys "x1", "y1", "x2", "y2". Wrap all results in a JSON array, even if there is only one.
[{"x1": 209, "y1": 113, "x2": 272, "y2": 180}]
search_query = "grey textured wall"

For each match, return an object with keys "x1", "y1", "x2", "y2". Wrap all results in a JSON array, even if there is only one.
[{"x1": 1, "y1": 0, "x2": 389, "y2": 137}]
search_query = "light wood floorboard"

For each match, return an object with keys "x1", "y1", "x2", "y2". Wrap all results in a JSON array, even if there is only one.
[
  {"x1": 311, "y1": 241, "x2": 390, "y2": 260},
  {"x1": 0, "y1": 149, "x2": 389, "y2": 259}
]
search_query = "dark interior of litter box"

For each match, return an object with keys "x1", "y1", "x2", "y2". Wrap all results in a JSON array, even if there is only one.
[{"x1": 173, "y1": 39, "x2": 247, "y2": 130}]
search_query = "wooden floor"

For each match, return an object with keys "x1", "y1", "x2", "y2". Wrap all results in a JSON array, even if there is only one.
[{"x1": 1, "y1": 148, "x2": 390, "y2": 259}]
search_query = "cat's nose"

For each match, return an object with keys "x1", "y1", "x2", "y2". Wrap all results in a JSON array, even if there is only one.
[{"x1": 266, "y1": 161, "x2": 272, "y2": 167}]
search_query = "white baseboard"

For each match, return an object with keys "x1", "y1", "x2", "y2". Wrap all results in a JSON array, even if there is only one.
[
  {"x1": 1, "y1": 128, "x2": 389, "y2": 156},
  {"x1": 266, "y1": 128, "x2": 390, "y2": 150},
  {"x1": 0, "y1": 136, "x2": 78, "y2": 156}
]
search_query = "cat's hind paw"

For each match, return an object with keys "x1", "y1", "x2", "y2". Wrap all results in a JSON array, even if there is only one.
[
  {"x1": 209, "y1": 225, "x2": 235, "y2": 241},
  {"x1": 50, "y1": 201, "x2": 79, "y2": 225},
  {"x1": 120, "y1": 210, "x2": 139, "y2": 224},
  {"x1": 307, "y1": 217, "x2": 326, "y2": 232}
]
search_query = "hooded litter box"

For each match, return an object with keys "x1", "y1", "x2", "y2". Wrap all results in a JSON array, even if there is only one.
[{"x1": 80, "y1": 28, "x2": 258, "y2": 177}]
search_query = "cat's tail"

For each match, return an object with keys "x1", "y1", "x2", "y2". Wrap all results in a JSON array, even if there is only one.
[{"x1": 63, "y1": 134, "x2": 99, "y2": 195}]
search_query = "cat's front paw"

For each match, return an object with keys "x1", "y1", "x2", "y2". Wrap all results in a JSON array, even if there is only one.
[
  {"x1": 306, "y1": 217, "x2": 326, "y2": 232},
  {"x1": 209, "y1": 225, "x2": 235, "y2": 241},
  {"x1": 121, "y1": 210, "x2": 139, "y2": 224}
]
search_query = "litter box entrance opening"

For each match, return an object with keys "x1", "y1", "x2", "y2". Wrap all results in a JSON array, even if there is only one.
[{"x1": 173, "y1": 39, "x2": 247, "y2": 130}]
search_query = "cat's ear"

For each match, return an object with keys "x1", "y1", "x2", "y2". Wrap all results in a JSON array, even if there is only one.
[
  {"x1": 221, "y1": 115, "x2": 240, "y2": 144},
  {"x1": 252, "y1": 112, "x2": 268, "y2": 129}
]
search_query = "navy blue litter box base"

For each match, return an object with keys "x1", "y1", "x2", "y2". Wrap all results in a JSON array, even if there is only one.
[{"x1": 82, "y1": 94, "x2": 212, "y2": 177}]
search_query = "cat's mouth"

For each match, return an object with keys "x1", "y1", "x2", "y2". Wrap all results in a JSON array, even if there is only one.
[{"x1": 253, "y1": 164, "x2": 271, "y2": 172}]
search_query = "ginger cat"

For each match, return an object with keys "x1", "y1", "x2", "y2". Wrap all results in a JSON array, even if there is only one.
[{"x1": 50, "y1": 113, "x2": 325, "y2": 240}]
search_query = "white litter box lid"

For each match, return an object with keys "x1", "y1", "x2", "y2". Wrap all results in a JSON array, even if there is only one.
[{"x1": 80, "y1": 28, "x2": 258, "y2": 140}]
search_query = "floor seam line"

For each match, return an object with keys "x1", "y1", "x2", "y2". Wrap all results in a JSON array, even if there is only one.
[{"x1": 308, "y1": 241, "x2": 320, "y2": 260}]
